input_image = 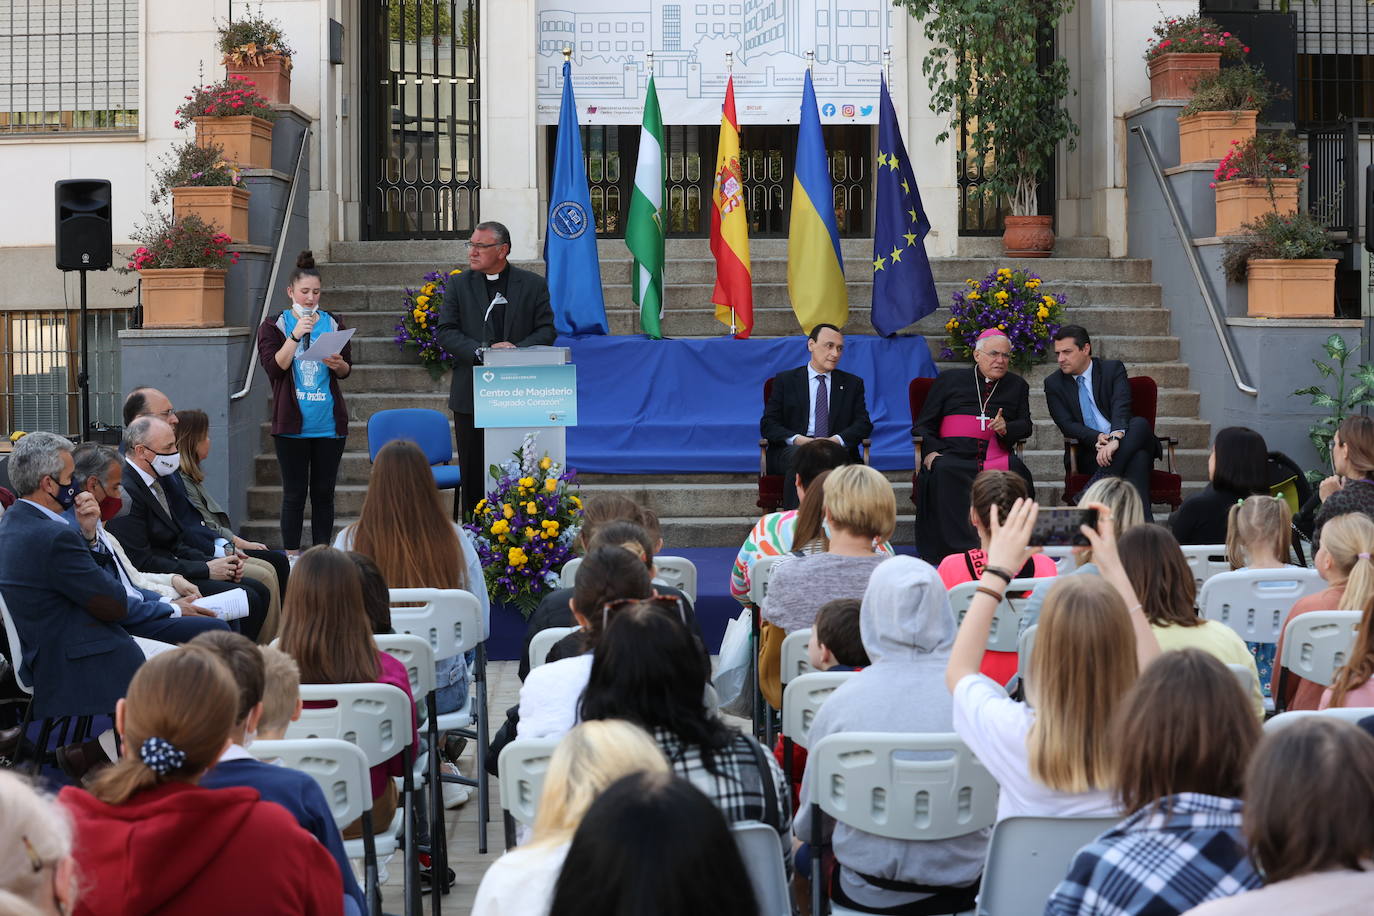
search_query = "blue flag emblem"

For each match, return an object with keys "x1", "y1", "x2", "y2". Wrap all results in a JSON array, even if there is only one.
[{"x1": 545, "y1": 61, "x2": 608, "y2": 336}]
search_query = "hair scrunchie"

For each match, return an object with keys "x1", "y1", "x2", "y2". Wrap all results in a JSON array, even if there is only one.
[{"x1": 139, "y1": 736, "x2": 187, "y2": 776}]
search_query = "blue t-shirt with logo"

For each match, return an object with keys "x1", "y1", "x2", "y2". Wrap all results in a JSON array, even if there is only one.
[{"x1": 280, "y1": 308, "x2": 338, "y2": 439}]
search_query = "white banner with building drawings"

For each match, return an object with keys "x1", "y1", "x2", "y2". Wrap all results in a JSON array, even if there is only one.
[{"x1": 535, "y1": 0, "x2": 901, "y2": 125}]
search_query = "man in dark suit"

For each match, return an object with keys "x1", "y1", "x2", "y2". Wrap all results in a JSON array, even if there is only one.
[
  {"x1": 122, "y1": 386, "x2": 219, "y2": 556},
  {"x1": 0, "y1": 431, "x2": 143, "y2": 719},
  {"x1": 1044, "y1": 325, "x2": 1160, "y2": 521},
  {"x1": 760, "y1": 323, "x2": 873, "y2": 509},
  {"x1": 106, "y1": 417, "x2": 270, "y2": 640},
  {"x1": 436, "y1": 220, "x2": 558, "y2": 516}
]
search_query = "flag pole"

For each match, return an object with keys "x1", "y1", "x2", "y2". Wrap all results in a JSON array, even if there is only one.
[
  {"x1": 806, "y1": 49, "x2": 813, "y2": 72},
  {"x1": 648, "y1": 50, "x2": 654, "y2": 76},
  {"x1": 883, "y1": 47, "x2": 891, "y2": 85},
  {"x1": 562, "y1": 46, "x2": 571, "y2": 62},
  {"x1": 726, "y1": 50, "x2": 736, "y2": 337}
]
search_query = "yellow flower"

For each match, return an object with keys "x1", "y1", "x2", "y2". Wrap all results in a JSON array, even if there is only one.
[
  {"x1": 502, "y1": 503, "x2": 514, "y2": 519},
  {"x1": 998, "y1": 323, "x2": 1006, "y2": 330},
  {"x1": 508, "y1": 547, "x2": 528, "y2": 566},
  {"x1": 966, "y1": 278, "x2": 977, "y2": 288},
  {"x1": 524, "y1": 526, "x2": 536, "y2": 540},
  {"x1": 1042, "y1": 295, "x2": 1055, "y2": 306},
  {"x1": 525, "y1": 500, "x2": 538, "y2": 515},
  {"x1": 421, "y1": 283, "x2": 436, "y2": 296},
  {"x1": 540, "y1": 456, "x2": 552, "y2": 470},
  {"x1": 490, "y1": 519, "x2": 510, "y2": 535},
  {"x1": 544, "y1": 477, "x2": 557, "y2": 492},
  {"x1": 412, "y1": 309, "x2": 424, "y2": 320},
  {"x1": 415, "y1": 295, "x2": 430, "y2": 308},
  {"x1": 542, "y1": 520, "x2": 561, "y2": 535},
  {"x1": 1037, "y1": 306, "x2": 1049, "y2": 319},
  {"x1": 968, "y1": 291, "x2": 980, "y2": 300},
  {"x1": 519, "y1": 476, "x2": 536, "y2": 489},
  {"x1": 994, "y1": 291, "x2": 1009, "y2": 303},
  {"x1": 997, "y1": 267, "x2": 1011, "y2": 276},
  {"x1": 498, "y1": 534, "x2": 507, "y2": 543},
  {"x1": 449, "y1": 268, "x2": 462, "y2": 276},
  {"x1": 475, "y1": 498, "x2": 488, "y2": 513},
  {"x1": 1027, "y1": 278, "x2": 1041, "y2": 289},
  {"x1": 570, "y1": 495, "x2": 583, "y2": 509}
]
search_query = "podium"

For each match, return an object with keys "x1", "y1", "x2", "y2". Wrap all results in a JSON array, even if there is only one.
[{"x1": 474, "y1": 346, "x2": 576, "y2": 495}]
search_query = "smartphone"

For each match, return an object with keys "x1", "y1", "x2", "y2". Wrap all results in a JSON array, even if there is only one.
[{"x1": 1028, "y1": 506, "x2": 1100, "y2": 547}]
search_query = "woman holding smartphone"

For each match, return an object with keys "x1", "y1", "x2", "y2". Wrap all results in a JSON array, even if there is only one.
[{"x1": 256, "y1": 250, "x2": 353, "y2": 556}]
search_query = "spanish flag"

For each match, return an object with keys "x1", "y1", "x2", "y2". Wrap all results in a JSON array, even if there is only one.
[
  {"x1": 787, "y1": 70, "x2": 847, "y2": 333},
  {"x1": 710, "y1": 76, "x2": 753, "y2": 338}
]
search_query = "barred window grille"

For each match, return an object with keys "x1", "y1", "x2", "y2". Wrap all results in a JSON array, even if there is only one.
[
  {"x1": 0, "y1": 0, "x2": 140, "y2": 135},
  {"x1": 0, "y1": 308, "x2": 132, "y2": 436}
]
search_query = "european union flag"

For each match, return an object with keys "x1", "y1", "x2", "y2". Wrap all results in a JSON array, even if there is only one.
[
  {"x1": 871, "y1": 75, "x2": 938, "y2": 337},
  {"x1": 545, "y1": 60, "x2": 608, "y2": 336}
]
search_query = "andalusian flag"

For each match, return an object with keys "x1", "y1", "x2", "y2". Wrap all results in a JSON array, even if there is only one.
[
  {"x1": 787, "y1": 70, "x2": 847, "y2": 333},
  {"x1": 627, "y1": 75, "x2": 666, "y2": 339},
  {"x1": 710, "y1": 76, "x2": 753, "y2": 338}
]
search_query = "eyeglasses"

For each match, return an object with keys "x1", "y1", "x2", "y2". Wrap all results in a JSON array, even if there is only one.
[
  {"x1": 142, "y1": 408, "x2": 176, "y2": 420},
  {"x1": 464, "y1": 241, "x2": 505, "y2": 250},
  {"x1": 981, "y1": 350, "x2": 1012, "y2": 361},
  {"x1": 600, "y1": 594, "x2": 688, "y2": 631}
]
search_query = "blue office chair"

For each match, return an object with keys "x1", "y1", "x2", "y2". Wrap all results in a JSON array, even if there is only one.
[{"x1": 366, "y1": 409, "x2": 462, "y2": 490}]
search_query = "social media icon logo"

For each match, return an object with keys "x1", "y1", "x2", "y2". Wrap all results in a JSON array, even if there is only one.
[
  {"x1": 860, "y1": 104, "x2": 874, "y2": 116},
  {"x1": 841, "y1": 104, "x2": 856, "y2": 118},
  {"x1": 821, "y1": 103, "x2": 836, "y2": 116}
]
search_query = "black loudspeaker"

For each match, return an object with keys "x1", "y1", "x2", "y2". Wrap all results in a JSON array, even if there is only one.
[{"x1": 55, "y1": 179, "x2": 112, "y2": 271}]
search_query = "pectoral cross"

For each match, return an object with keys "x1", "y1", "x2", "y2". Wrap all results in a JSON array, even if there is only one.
[{"x1": 978, "y1": 414, "x2": 989, "y2": 431}]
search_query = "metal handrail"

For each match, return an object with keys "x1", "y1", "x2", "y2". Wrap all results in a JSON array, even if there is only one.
[
  {"x1": 231, "y1": 125, "x2": 312, "y2": 401},
  {"x1": 1130, "y1": 124, "x2": 1257, "y2": 397}
]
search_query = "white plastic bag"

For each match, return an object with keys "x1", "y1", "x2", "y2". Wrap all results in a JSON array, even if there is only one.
[{"x1": 713, "y1": 608, "x2": 753, "y2": 717}]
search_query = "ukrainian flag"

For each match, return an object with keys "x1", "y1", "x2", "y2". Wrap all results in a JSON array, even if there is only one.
[{"x1": 787, "y1": 69, "x2": 847, "y2": 333}]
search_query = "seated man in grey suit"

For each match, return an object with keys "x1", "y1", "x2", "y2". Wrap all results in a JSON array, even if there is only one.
[{"x1": 0, "y1": 432, "x2": 144, "y2": 721}]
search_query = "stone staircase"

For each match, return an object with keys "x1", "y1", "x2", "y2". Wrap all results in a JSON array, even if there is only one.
[{"x1": 240, "y1": 236, "x2": 1209, "y2": 548}]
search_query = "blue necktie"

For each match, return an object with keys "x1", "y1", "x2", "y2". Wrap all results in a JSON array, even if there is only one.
[
  {"x1": 1076, "y1": 375, "x2": 1108, "y2": 434},
  {"x1": 815, "y1": 375, "x2": 830, "y2": 438}
]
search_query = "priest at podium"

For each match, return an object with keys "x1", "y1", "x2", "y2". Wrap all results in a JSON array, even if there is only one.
[{"x1": 912, "y1": 329, "x2": 1034, "y2": 561}]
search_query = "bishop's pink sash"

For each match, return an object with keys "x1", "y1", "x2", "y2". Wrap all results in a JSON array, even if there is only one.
[{"x1": 939, "y1": 414, "x2": 1011, "y2": 470}]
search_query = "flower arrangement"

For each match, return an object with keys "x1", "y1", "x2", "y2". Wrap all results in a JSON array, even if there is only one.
[
  {"x1": 1209, "y1": 133, "x2": 1307, "y2": 191},
  {"x1": 174, "y1": 76, "x2": 277, "y2": 126},
  {"x1": 150, "y1": 140, "x2": 242, "y2": 205},
  {"x1": 1180, "y1": 63, "x2": 1284, "y2": 117},
  {"x1": 218, "y1": 6, "x2": 294, "y2": 66},
  {"x1": 1221, "y1": 210, "x2": 1333, "y2": 283},
  {"x1": 119, "y1": 213, "x2": 240, "y2": 273},
  {"x1": 942, "y1": 267, "x2": 1066, "y2": 371},
  {"x1": 395, "y1": 268, "x2": 462, "y2": 379},
  {"x1": 465, "y1": 434, "x2": 583, "y2": 617},
  {"x1": 1145, "y1": 14, "x2": 1249, "y2": 61}
]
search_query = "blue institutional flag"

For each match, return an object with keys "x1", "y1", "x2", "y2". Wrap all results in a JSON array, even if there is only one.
[
  {"x1": 545, "y1": 61, "x2": 608, "y2": 336},
  {"x1": 786, "y1": 69, "x2": 848, "y2": 333},
  {"x1": 871, "y1": 75, "x2": 939, "y2": 337}
]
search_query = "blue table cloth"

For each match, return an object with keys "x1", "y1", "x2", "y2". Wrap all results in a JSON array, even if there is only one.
[{"x1": 558, "y1": 334, "x2": 936, "y2": 474}]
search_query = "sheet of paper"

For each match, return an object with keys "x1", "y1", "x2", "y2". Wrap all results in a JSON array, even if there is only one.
[
  {"x1": 191, "y1": 587, "x2": 250, "y2": 621},
  {"x1": 298, "y1": 327, "x2": 356, "y2": 362}
]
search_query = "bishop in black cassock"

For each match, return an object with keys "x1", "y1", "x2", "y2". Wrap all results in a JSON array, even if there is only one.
[{"x1": 912, "y1": 331, "x2": 1034, "y2": 561}]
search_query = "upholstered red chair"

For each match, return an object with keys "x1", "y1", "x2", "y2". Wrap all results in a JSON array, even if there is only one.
[
  {"x1": 1061, "y1": 375, "x2": 1183, "y2": 509},
  {"x1": 757, "y1": 376, "x2": 872, "y2": 514}
]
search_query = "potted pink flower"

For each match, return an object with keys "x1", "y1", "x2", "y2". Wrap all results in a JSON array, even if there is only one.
[{"x1": 1145, "y1": 14, "x2": 1249, "y2": 101}]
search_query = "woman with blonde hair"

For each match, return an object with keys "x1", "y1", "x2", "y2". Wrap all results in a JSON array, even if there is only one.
[
  {"x1": 0, "y1": 771, "x2": 76, "y2": 916},
  {"x1": 334, "y1": 438, "x2": 488, "y2": 713},
  {"x1": 59, "y1": 647, "x2": 343, "y2": 914},
  {"x1": 472, "y1": 720, "x2": 668, "y2": 915},
  {"x1": 947, "y1": 499, "x2": 1160, "y2": 820},
  {"x1": 1273, "y1": 511, "x2": 1374, "y2": 709},
  {"x1": 1226, "y1": 494, "x2": 1297, "y2": 688}
]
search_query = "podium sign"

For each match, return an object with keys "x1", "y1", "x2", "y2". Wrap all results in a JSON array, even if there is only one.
[{"x1": 472, "y1": 364, "x2": 577, "y2": 428}]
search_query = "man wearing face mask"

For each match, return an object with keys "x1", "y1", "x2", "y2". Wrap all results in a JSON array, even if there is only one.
[
  {"x1": 0, "y1": 431, "x2": 144, "y2": 725},
  {"x1": 122, "y1": 386, "x2": 222, "y2": 558},
  {"x1": 106, "y1": 418, "x2": 271, "y2": 641}
]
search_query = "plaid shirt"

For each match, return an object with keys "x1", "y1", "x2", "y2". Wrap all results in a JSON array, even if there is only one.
[
  {"x1": 653, "y1": 727, "x2": 793, "y2": 842},
  {"x1": 1044, "y1": 793, "x2": 1261, "y2": 916}
]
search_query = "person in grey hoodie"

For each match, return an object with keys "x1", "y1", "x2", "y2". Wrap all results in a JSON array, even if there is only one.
[{"x1": 794, "y1": 555, "x2": 989, "y2": 914}]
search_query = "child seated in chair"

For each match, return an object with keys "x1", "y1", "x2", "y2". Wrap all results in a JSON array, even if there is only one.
[{"x1": 194, "y1": 632, "x2": 365, "y2": 916}]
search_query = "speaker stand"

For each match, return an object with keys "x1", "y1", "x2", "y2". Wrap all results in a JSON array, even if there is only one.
[{"x1": 77, "y1": 269, "x2": 91, "y2": 443}]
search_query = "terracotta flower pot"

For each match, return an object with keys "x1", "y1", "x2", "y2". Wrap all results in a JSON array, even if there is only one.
[
  {"x1": 1178, "y1": 110, "x2": 1258, "y2": 164},
  {"x1": 226, "y1": 54, "x2": 292, "y2": 105},
  {"x1": 1245, "y1": 258, "x2": 1338, "y2": 318},
  {"x1": 1148, "y1": 53, "x2": 1222, "y2": 101},
  {"x1": 194, "y1": 115, "x2": 274, "y2": 170},
  {"x1": 1002, "y1": 215, "x2": 1055, "y2": 258},
  {"x1": 139, "y1": 268, "x2": 227, "y2": 328},
  {"x1": 171, "y1": 185, "x2": 251, "y2": 243},
  {"x1": 1214, "y1": 178, "x2": 1300, "y2": 235}
]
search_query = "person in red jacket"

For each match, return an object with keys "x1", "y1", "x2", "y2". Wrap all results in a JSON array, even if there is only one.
[{"x1": 59, "y1": 645, "x2": 344, "y2": 916}]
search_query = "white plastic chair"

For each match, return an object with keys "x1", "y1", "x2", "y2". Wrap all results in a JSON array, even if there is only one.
[
  {"x1": 748, "y1": 554, "x2": 786, "y2": 608},
  {"x1": 1179, "y1": 544, "x2": 1231, "y2": 589},
  {"x1": 246, "y1": 738, "x2": 371, "y2": 830},
  {"x1": 558, "y1": 556, "x2": 582, "y2": 590},
  {"x1": 732, "y1": 821, "x2": 791, "y2": 916},
  {"x1": 387, "y1": 587, "x2": 491, "y2": 855},
  {"x1": 528, "y1": 626, "x2": 578, "y2": 670},
  {"x1": 975, "y1": 816, "x2": 1120, "y2": 916},
  {"x1": 1263, "y1": 706, "x2": 1374, "y2": 731},
  {"x1": 1226, "y1": 663, "x2": 1262, "y2": 697},
  {"x1": 1274, "y1": 610, "x2": 1362, "y2": 711},
  {"x1": 780, "y1": 671, "x2": 855, "y2": 788},
  {"x1": 949, "y1": 578, "x2": 1053, "y2": 652},
  {"x1": 807, "y1": 731, "x2": 998, "y2": 916},
  {"x1": 654, "y1": 555, "x2": 699, "y2": 603},
  {"x1": 748, "y1": 554, "x2": 787, "y2": 744},
  {"x1": 497, "y1": 736, "x2": 560, "y2": 850},
  {"x1": 288, "y1": 683, "x2": 416, "y2": 916},
  {"x1": 1197, "y1": 567, "x2": 1326, "y2": 645},
  {"x1": 1014, "y1": 624, "x2": 1038, "y2": 701},
  {"x1": 779, "y1": 628, "x2": 815, "y2": 685}
]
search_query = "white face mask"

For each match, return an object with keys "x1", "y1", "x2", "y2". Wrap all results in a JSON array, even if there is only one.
[
  {"x1": 149, "y1": 449, "x2": 180, "y2": 478},
  {"x1": 292, "y1": 302, "x2": 318, "y2": 317}
]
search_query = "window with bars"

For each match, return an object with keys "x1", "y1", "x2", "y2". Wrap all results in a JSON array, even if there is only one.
[
  {"x1": 0, "y1": 0, "x2": 140, "y2": 135},
  {"x1": 0, "y1": 309, "x2": 132, "y2": 436}
]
